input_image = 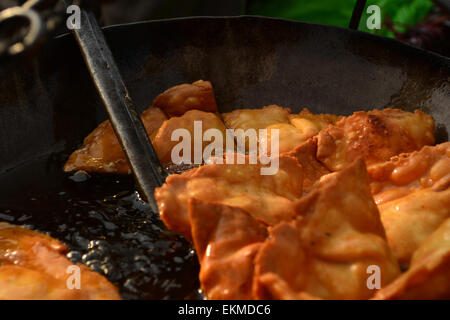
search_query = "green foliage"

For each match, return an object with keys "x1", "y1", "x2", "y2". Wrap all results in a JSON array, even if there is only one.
[
  {"x1": 248, "y1": 0, "x2": 435, "y2": 37},
  {"x1": 361, "y1": 0, "x2": 434, "y2": 36}
]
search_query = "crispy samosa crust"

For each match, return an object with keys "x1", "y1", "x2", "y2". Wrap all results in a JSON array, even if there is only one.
[
  {"x1": 254, "y1": 160, "x2": 400, "y2": 300},
  {"x1": 0, "y1": 223, "x2": 121, "y2": 300}
]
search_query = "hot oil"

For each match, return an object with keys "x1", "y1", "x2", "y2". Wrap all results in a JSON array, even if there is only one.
[{"x1": 0, "y1": 151, "x2": 201, "y2": 300}]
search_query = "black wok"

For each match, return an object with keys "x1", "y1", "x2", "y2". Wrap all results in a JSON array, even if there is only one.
[{"x1": 0, "y1": 16, "x2": 448, "y2": 299}]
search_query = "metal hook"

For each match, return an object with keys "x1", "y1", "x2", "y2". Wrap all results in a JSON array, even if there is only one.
[
  {"x1": 0, "y1": 6, "x2": 44, "y2": 56},
  {"x1": 0, "y1": 0, "x2": 65, "y2": 58}
]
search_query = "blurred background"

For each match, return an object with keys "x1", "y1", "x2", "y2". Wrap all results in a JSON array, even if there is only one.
[{"x1": 1, "y1": 0, "x2": 449, "y2": 56}]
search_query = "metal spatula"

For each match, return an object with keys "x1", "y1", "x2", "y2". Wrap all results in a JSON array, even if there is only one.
[{"x1": 63, "y1": 1, "x2": 165, "y2": 213}]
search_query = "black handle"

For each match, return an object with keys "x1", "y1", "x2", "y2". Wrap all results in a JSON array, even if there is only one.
[
  {"x1": 349, "y1": 0, "x2": 368, "y2": 30},
  {"x1": 433, "y1": 0, "x2": 450, "y2": 13},
  {"x1": 66, "y1": 4, "x2": 165, "y2": 212}
]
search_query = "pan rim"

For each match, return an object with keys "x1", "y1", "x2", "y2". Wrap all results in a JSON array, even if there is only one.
[{"x1": 54, "y1": 15, "x2": 450, "y2": 66}]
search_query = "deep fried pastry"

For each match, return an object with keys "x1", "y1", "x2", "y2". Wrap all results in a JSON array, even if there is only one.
[
  {"x1": 189, "y1": 199, "x2": 267, "y2": 300},
  {"x1": 256, "y1": 273, "x2": 320, "y2": 300},
  {"x1": 264, "y1": 108, "x2": 340, "y2": 155},
  {"x1": 64, "y1": 108, "x2": 228, "y2": 172},
  {"x1": 0, "y1": 223, "x2": 120, "y2": 300},
  {"x1": 367, "y1": 143, "x2": 450, "y2": 265},
  {"x1": 64, "y1": 106, "x2": 167, "y2": 174},
  {"x1": 369, "y1": 142, "x2": 450, "y2": 205},
  {"x1": 222, "y1": 105, "x2": 291, "y2": 132},
  {"x1": 224, "y1": 107, "x2": 341, "y2": 155},
  {"x1": 373, "y1": 218, "x2": 450, "y2": 300},
  {"x1": 154, "y1": 154, "x2": 303, "y2": 240},
  {"x1": 64, "y1": 80, "x2": 220, "y2": 174},
  {"x1": 222, "y1": 105, "x2": 291, "y2": 152},
  {"x1": 316, "y1": 108, "x2": 435, "y2": 171},
  {"x1": 289, "y1": 108, "x2": 342, "y2": 133},
  {"x1": 285, "y1": 139, "x2": 331, "y2": 193},
  {"x1": 151, "y1": 110, "x2": 228, "y2": 165},
  {"x1": 377, "y1": 186, "x2": 450, "y2": 266},
  {"x1": 0, "y1": 265, "x2": 76, "y2": 300},
  {"x1": 262, "y1": 123, "x2": 309, "y2": 155},
  {"x1": 152, "y1": 80, "x2": 218, "y2": 117},
  {"x1": 253, "y1": 160, "x2": 400, "y2": 300}
]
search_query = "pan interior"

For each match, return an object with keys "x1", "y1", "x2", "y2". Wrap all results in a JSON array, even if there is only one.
[{"x1": 0, "y1": 16, "x2": 448, "y2": 299}]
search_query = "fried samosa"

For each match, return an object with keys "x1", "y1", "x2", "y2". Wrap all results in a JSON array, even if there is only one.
[
  {"x1": 263, "y1": 109, "x2": 342, "y2": 155},
  {"x1": 316, "y1": 109, "x2": 435, "y2": 172},
  {"x1": 155, "y1": 154, "x2": 303, "y2": 240},
  {"x1": 285, "y1": 139, "x2": 331, "y2": 193},
  {"x1": 222, "y1": 105, "x2": 291, "y2": 153},
  {"x1": 377, "y1": 186, "x2": 450, "y2": 266},
  {"x1": 253, "y1": 160, "x2": 400, "y2": 300},
  {"x1": 369, "y1": 142, "x2": 450, "y2": 205},
  {"x1": 64, "y1": 81, "x2": 220, "y2": 174},
  {"x1": 0, "y1": 223, "x2": 120, "y2": 300},
  {"x1": 150, "y1": 110, "x2": 228, "y2": 165},
  {"x1": 189, "y1": 199, "x2": 267, "y2": 300},
  {"x1": 152, "y1": 80, "x2": 218, "y2": 117},
  {"x1": 224, "y1": 107, "x2": 340, "y2": 155},
  {"x1": 373, "y1": 218, "x2": 450, "y2": 300},
  {"x1": 368, "y1": 143, "x2": 450, "y2": 265},
  {"x1": 222, "y1": 105, "x2": 291, "y2": 133},
  {"x1": 64, "y1": 106, "x2": 167, "y2": 174}
]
